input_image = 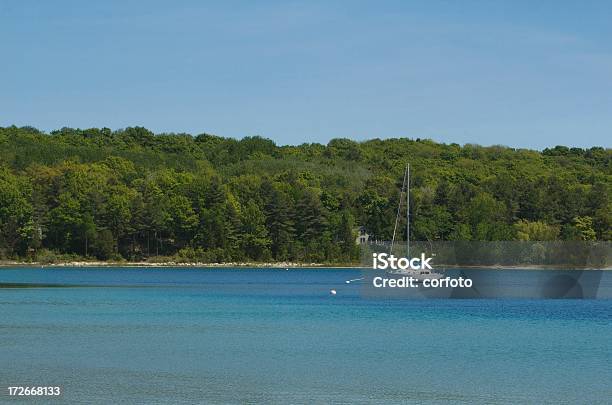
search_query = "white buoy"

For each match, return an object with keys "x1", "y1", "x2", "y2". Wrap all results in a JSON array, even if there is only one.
[{"x1": 330, "y1": 289, "x2": 337, "y2": 295}]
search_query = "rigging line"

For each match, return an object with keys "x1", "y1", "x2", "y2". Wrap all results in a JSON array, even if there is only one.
[{"x1": 406, "y1": 163, "x2": 410, "y2": 259}]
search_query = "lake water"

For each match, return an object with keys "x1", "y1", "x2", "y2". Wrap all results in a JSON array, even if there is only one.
[{"x1": 1, "y1": 267, "x2": 611, "y2": 404}]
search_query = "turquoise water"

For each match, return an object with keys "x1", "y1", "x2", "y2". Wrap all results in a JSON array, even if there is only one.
[{"x1": 1, "y1": 268, "x2": 611, "y2": 404}]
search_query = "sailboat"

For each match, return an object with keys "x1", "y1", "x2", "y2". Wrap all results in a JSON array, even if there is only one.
[{"x1": 388, "y1": 164, "x2": 443, "y2": 281}]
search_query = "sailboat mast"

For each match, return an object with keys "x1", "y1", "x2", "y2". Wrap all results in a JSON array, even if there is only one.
[
  {"x1": 406, "y1": 164, "x2": 410, "y2": 258},
  {"x1": 390, "y1": 165, "x2": 407, "y2": 254}
]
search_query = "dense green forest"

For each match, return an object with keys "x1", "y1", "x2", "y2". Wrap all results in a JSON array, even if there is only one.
[{"x1": 0, "y1": 125, "x2": 609, "y2": 263}]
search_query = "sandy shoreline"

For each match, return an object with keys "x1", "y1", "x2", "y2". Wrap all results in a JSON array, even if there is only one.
[
  {"x1": 0, "y1": 261, "x2": 354, "y2": 269},
  {"x1": 0, "y1": 261, "x2": 609, "y2": 270}
]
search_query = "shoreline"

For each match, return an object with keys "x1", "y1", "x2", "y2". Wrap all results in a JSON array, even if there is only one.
[
  {"x1": 0, "y1": 261, "x2": 610, "y2": 270},
  {"x1": 0, "y1": 261, "x2": 353, "y2": 269}
]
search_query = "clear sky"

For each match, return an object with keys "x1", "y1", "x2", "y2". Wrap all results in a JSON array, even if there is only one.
[{"x1": 1, "y1": 1, "x2": 611, "y2": 149}]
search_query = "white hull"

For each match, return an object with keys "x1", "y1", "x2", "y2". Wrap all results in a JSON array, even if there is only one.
[{"x1": 386, "y1": 269, "x2": 444, "y2": 282}]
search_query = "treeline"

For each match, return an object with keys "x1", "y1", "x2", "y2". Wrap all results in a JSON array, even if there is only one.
[{"x1": 0, "y1": 125, "x2": 609, "y2": 263}]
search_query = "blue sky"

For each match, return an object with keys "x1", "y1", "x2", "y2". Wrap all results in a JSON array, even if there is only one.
[{"x1": 1, "y1": 1, "x2": 611, "y2": 149}]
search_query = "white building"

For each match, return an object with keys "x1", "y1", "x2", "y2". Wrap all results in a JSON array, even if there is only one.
[{"x1": 355, "y1": 226, "x2": 370, "y2": 245}]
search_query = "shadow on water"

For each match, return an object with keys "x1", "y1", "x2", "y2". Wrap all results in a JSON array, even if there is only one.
[
  {"x1": 0, "y1": 282, "x2": 81, "y2": 288},
  {"x1": 0, "y1": 282, "x2": 147, "y2": 289}
]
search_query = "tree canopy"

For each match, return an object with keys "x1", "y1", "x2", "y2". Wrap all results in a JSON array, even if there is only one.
[{"x1": 0, "y1": 125, "x2": 609, "y2": 263}]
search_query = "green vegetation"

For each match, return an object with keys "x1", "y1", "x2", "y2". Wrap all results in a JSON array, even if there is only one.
[{"x1": 0, "y1": 125, "x2": 609, "y2": 263}]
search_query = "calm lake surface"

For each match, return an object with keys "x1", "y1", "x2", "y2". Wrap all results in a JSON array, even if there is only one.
[{"x1": 1, "y1": 267, "x2": 611, "y2": 404}]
